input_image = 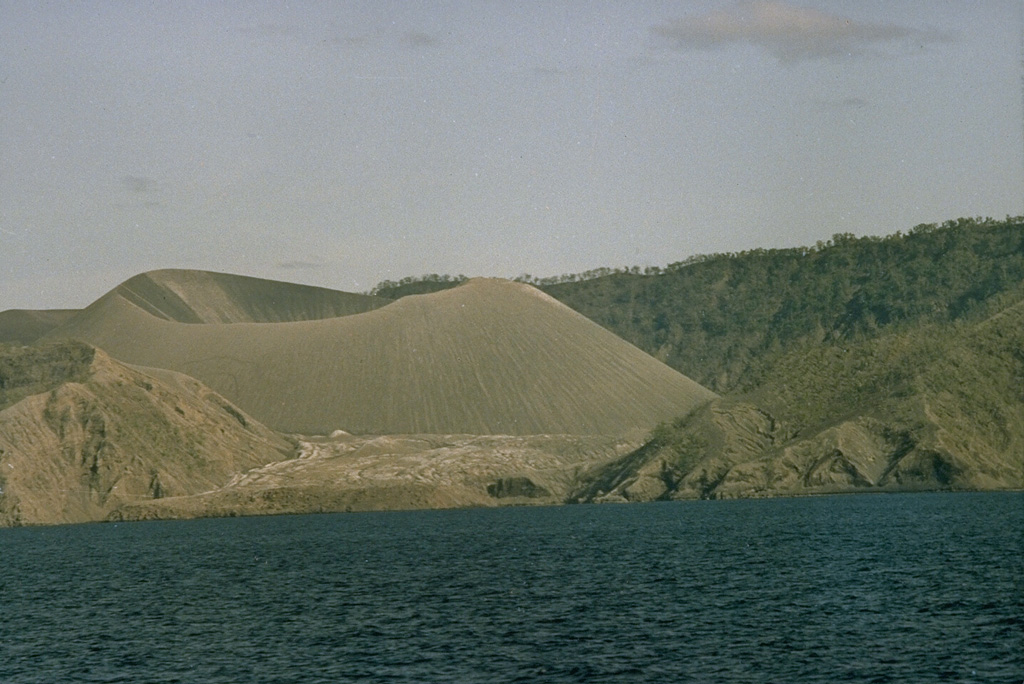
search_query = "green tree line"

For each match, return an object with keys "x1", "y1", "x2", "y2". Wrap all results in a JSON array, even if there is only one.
[
  {"x1": 544, "y1": 216, "x2": 1024, "y2": 391},
  {"x1": 371, "y1": 216, "x2": 1024, "y2": 394}
]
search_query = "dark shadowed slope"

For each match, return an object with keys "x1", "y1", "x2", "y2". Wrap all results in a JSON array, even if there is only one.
[
  {"x1": 0, "y1": 309, "x2": 79, "y2": 345},
  {"x1": 47, "y1": 277, "x2": 715, "y2": 436},
  {"x1": 105, "y1": 269, "x2": 391, "y2": 323}
]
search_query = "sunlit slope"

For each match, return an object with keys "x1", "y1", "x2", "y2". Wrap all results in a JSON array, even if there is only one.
[
  {"x1": 0, "y1": 342, "x2": 291, "y2": 526},
  {"x1": 48, "y1": 278, "x2": 715, "y2": 435},
  {"x1": 105, "y1": 269, "x2": 390, "y2": 323}
]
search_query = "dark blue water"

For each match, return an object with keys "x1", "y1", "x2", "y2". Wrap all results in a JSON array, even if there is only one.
[{"x1": 1, "y1": 493, "x2": 1021, "y2": 683}]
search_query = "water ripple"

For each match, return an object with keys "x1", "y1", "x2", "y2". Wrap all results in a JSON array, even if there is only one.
[{"x1": 1, "y1": 492, "x2": 1021, "y2": 683}]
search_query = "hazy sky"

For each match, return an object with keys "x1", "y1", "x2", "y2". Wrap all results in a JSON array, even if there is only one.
[{"x1": 2, "y1": 1, "x2": 1022, "y2": 309}]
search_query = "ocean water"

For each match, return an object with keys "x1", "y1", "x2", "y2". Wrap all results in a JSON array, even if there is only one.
[{"x1": 1, "y1": 493, "x2": 1021, "y2": 683}]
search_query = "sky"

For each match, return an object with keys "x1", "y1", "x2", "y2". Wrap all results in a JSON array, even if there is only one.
[{"x1": 2, "y1": 1, "x2": 1022, "y2": 309}]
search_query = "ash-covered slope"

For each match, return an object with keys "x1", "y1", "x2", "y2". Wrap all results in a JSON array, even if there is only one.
[
  {"x1": 0, "y1": 309, "x2": 79, "y2": 345},
  {"x1": 89, "y1": 269, "x2": 391, "y2": 324},
  {"x1": 47, "y1": 276, "x2": 715, "y2": 435},
  {"x1": 0, "y1": 342, "x2": 292, "y2": 526},
  {"x1": 4, "y1": 268, "x2": 387, "y2": 355}
]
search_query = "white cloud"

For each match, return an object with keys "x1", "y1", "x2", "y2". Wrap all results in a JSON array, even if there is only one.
[{"x1": 652, "y1": 1, "x2": 950, "y2": 63}]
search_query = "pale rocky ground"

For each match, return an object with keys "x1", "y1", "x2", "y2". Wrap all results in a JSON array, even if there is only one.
[{"x1": 112, "y1": 432, "x2": 637, "y2": 521}]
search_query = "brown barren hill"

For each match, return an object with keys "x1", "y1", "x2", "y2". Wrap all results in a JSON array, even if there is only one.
[
  {"x1": 96, "y1": 268, "x2": 391, "y2": 323},
  {"x1": 47, "y1": 275, "x2": 715, "y2": 435},
  {"x1": 0, "y1": 342, "x2": 292, "y2": 526}
]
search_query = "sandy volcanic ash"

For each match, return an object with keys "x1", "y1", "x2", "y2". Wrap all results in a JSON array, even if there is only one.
[{"x1": 47, "y1": 273, "x2": 715, "y2": 435}]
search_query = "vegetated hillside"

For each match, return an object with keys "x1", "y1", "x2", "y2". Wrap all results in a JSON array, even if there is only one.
[
  {"x1": 364, "y1": 218, "x2": 1024, "y2": 394},
  {"x1": 572, "y1": 292, "x2": 1024, "y2": 501},
  {"x1": 0, "y1": 309, "x2": 79, "y2": 345},
  {"x1": 0, "y1": 342, "x2": 292, "y2": 526},
  {"x1": 46, "y1": 277, "x2": 714, "y2": 436},
  {"x1": 542, "y1": 217, "x2": 1024, "y2": 392},
  {"x1": 95, "y1": 269, "x2": 391, "y2": 324}
]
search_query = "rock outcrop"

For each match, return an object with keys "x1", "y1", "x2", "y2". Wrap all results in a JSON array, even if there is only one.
[{"x1": 487, "y1": 477, "x2": 551, "y2": 499}]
